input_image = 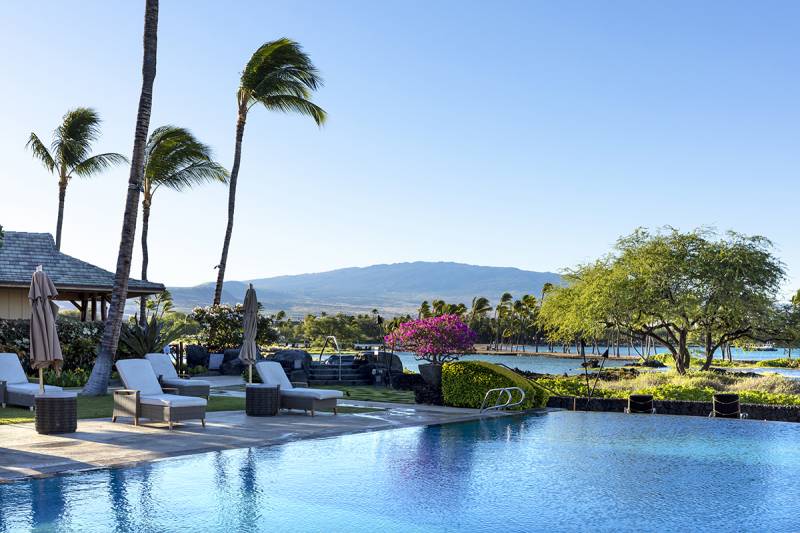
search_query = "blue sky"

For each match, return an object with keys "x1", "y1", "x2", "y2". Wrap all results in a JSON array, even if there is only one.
[{"x1": 1, "y1": 1, "x2": 798, "y2": 292}]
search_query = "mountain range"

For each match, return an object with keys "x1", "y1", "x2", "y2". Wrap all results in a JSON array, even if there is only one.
[{"x1": 167, "y1": 261, "x2": 562, "y2": 316}]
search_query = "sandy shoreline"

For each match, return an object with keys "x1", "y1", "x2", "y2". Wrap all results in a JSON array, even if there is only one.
[{"x1": 471, "y1": 345, "x2": 639, "y2": 361}]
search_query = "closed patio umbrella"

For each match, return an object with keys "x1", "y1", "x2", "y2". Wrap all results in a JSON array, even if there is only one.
[
  {"x1": 29, "y1": 267, "x2": 63, "y2": 394},
  {"x1": 240, "y1": 284, "x2": 259, "y2": 383}
]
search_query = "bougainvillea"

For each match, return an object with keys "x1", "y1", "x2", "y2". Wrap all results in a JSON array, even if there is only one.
[{"x1": 384, "y1": 314, "x2": 477, "y2": 364}]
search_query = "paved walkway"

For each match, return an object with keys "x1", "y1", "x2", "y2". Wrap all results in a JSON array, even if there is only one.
[{"x1": 0, "y1": 403, "x2": 522, "y2": 483}]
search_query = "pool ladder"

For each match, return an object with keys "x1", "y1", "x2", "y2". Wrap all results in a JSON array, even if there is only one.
[{"x1": 480, "y1": 387, "x2": 526, "y2": 412}]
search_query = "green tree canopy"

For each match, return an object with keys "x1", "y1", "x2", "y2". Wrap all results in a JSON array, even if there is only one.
[{"x1": 538, "y1": 228, "x2": 785, "y2": 373}]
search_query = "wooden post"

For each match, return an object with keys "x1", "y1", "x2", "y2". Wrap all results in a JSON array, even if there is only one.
[
  {"x1": 91, "y1": 297, "x2": 98, "y2": 321},
  {"x1": 80, "y1": 295, "x2": 88, "y2": 322},
  {"x1": 100, "y1": 296, "x2": 108, "y2": 322}
]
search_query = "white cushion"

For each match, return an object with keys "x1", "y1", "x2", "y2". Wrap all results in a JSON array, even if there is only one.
[
  {"x1": 116, "y1": 359, "x2": 163, "y2": 396},
  {"x1": 162, "y1": 378, "x2": 212, "y2": 388},
  {"x1": 0, "y1": 353, "x2": 28, "y2": 384},
  {"x1": 255, "y1": 361, "x2": 293, "y2": 390},
  {"x1": 140, "y1": 393, "x2": 207, "y2": 408},
  {"x1": 8, "y1": 383, "x2": 63, "y2": 395},
  {"x1": 145, "y1": 353, "x2": 179, "y2": 380},
  {"x1": 282, "y1": 388, "x2": 344, "y2": 400}
]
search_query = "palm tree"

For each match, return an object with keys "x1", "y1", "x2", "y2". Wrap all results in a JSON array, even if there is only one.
[
  {"x1": 469, "y1": 296, "x2": 492, "y2": 324},
  {"x1": 213, "y1": 38, "x2": 326, "y2": 305},
  {"x1": 418, "y1": 301, "x2": 431, "y2": 319},
  {"x1": 138, "y1": 126, "x2": 229, "y2": 324},
  {"x1": 493, "y1": 292, "x2": 513, "y2": 350},
  {"x1": 83, "y1": 0, "x2": 159, "y2": 396},
  {"x1": 27, "y1": 108, "x2": 127, "y2": 250}
]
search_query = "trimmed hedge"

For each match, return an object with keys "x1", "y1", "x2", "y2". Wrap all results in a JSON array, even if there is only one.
[
  {"x1": 442, "y1": 361, "x2": 548, "y2": 410},
  {"x1": 0, "y1": 318, "x2": 103, "y2": 373}
]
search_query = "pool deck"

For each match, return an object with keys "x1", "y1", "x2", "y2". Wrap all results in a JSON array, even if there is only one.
[{"x1": 0, "y1": 401, "x2": 523, "y2": 484}]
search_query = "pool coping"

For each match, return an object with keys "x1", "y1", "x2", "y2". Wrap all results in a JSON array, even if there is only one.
[{"x1": 0, "y1": 403, "x2": 543, "y2": 484}]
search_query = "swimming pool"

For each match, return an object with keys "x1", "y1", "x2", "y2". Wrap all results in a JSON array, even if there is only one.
[{"x1": 2, "y1": 412, "x2": 799, "y2": 532}]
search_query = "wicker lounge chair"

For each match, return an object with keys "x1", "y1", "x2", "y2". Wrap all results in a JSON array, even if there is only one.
[
  {"x1": 255, "y1": 361, "x2": 343, "y2": 416},
  {"x1": 0, "y1": 353, "x2": 63, "y2": 410},
  {"x1": 709, "y1": 393, "x2": 748, "y2": 419},
  {"x1": 624, "y1": 394, "x2": 656, "y2": 414},
  {"x1": 145, "y1": 353, "x2": 211, "y2": 398},
  {"x1": 113, "y1": 359, "x2": 207, "y2": 430}
]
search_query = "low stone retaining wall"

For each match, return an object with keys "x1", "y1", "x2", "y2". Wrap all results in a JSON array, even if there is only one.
[{"x1": 546, "y1": 396, "x2": 800, "y2": 422}]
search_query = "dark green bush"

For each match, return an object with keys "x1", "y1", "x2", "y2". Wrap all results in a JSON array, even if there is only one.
[
  {"x1": 756, "y1": 358, "x2": 800, "y2": 369},
  {"x1": 442, "y1": 361, "x2": 548, "y2": 410},
  {"x1": 0, "y1": 318, "x2": 103, "y2": 373}
]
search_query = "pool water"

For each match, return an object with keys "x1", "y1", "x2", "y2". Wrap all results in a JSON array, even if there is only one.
[{"x1": 2, "y1": 412, "x2": 799, "y2": 532}]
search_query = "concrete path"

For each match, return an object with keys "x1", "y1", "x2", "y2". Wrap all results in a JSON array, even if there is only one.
[{"x1": 0, "y1": 403, "x2": 522, "y2": 483}]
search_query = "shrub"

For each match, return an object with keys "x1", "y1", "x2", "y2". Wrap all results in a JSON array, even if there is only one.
[
  {"x1": 756, "y1": 358, "x2": 800, "y2": 369},
  {"x1": 43, "y1": 368, "x2": 90, "y2": 387},
  {"x1": 0, "y1": 318, "x2": 103, "y2": 374},
  {"x1": 189, "y1": 304, "x2": 277, "y2": 352},
  {"x1": 442, "y1": 361, "x2": 548, "y2": 410}
]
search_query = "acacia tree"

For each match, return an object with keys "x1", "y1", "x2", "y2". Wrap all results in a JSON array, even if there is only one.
[
  {"x1": 139, "y1": 126, "x2": 228, "y2": 324},
  {"x1": 27, "y1": 108, "x2": 127, "y2": 250},
  {"x1": 213, "y1": 38, "x2": 326, "y2": 305},
  {"x1": 538, "y1": 228, "x2": 784, "y2": 374},
  {"x1": 83, "y1": 0, "x2": 159, "y2": 396}
]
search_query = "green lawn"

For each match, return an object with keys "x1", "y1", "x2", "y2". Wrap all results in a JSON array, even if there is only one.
[
  {"x1": 0, "y1": 392, "x2": 382, "y2": 425},
  {"x1": 0, "y1": 395, "x2": 246, "y2": 426},
  {"x1": 317, "y1": 385, "x2": 415, "y2": 404}
]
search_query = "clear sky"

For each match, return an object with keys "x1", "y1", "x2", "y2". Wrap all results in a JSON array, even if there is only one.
[{"x1": 1, "y1": 1, "x2": 798, "y2": 292}]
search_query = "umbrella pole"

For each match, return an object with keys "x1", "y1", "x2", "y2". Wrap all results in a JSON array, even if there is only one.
[
  {"x1": 249, "y1": 364, "x2": 253, "y2": 384},
  {"x1": 39, "y1": 368, "x2": 44, "y2": 395}
]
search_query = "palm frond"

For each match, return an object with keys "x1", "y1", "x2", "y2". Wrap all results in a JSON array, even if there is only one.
[
  {"x1": 26, "y1": 133, "x2": 56, "y2": 173},
  {"x1": 238, "y1": 38, "x2": 326, "y2": 125},
  {"x1": 258, "y1": 94, "x2": 327, "y2": 125},
  {"x1": 71, "y1": 152, "x2": 128, "y2": 177},
  {"x1": 145, "y1": 125, "x2": 228, "y2": 192},
  {"x1": 54, "y1": 107, "x2": 103, "y2": 167}
]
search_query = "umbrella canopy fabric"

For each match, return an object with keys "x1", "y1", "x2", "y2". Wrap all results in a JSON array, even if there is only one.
[
  {"x1": 239, "y1": 284, "x2": 259, "y2": 369},
  {"x1": 29, "y1": 269, "x2": 63, "y2": 374}
]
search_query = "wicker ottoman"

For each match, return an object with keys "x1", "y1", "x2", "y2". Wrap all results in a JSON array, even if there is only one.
[
  {"x1": 246, "y1": 384, "x2": 280, "y2": 416},
  {"x1": 35, "y1": 392, "x2": 78, "y2": 434}
]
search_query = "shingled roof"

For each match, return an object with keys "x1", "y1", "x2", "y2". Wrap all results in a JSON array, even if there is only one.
[{"x1": 0, "y1": 231, "x2": 164, "y2": 296}]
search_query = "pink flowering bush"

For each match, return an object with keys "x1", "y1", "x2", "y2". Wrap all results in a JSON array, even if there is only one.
[{"x1": 384, "y1": 314, "x2": 477, "y2": 364}]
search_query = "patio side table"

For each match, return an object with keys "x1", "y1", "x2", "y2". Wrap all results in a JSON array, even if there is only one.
[
  {"x1": 245, "y1": 384, "x2": 280, "y2": 416},
  {"x1": 35, "y1": 392, "x2": 78, "y2": 434}
]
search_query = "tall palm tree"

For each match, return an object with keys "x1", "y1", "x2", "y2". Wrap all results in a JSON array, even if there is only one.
[
  {"x1": 27, "y1": 108, "x2": 127, "y2": 250},
  {"x1": 83, "y1": 0, "x2": 159, "y2": 396},
  {"x1": 494, "y1": 292, "x2": 513, "y2": 350},
  {"x1": 138, "y1": 126, "x2": 229, "y2": 324},
  {"x1": 213, "y1": 38, "x2": 326, "y2": 305}
]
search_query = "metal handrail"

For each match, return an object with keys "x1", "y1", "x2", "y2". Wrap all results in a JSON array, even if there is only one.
[
  {"x1": 480, "y1": 387, "x2": 526, "y2": 412},
  {"x1": 318, "y1": 336, "x2": 342, "y2": 381}
]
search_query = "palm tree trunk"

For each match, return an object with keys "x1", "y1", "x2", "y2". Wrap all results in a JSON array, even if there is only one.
[
  {"x1": 213, "y1": 108, "x2": 247, "y2": 305},
  {"x1": 55, "y1": 180, "x2": 67, "y2": 250},
  {"x1": 83, "y1": 0, "x2": 158, "y2": 396},
  {"x1": 139, "y1": 197, "x2": 151, "y2": 326}
]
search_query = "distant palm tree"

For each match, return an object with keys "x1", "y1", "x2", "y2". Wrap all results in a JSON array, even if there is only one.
[
  {"x1": 493, "y1": 292, "x2": 513, "y2": 349},
  {"x1": 469, "y1": 296, "x2": 492, "y2": 323},
  {"x1": 213, "y1": 38, "x2": 326, "y2": 305},
  {"x1": 418, "y1": 301, "x2": 431, "y2": 319},
  {"x1": 27, "y1": 108, "x2": 127, "y2": 250},
  {"x1": 139, "y1": 126, "x2": 229, "y2": 323},
  {"x1": 83, "y1": 0, "x2": 159, "y2": 397}
]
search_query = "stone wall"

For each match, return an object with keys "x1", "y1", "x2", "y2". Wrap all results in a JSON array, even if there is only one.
[{"x1": 546, "y1": 396, "x2": 800, "y2": 423}]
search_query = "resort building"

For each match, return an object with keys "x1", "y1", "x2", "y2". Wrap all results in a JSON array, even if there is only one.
[{"x1": 0, "y1": 231, "x2": 164, "y2": 321}]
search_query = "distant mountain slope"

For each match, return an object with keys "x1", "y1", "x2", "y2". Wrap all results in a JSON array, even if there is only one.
[{"x1": 168, "y1": 262, "x2": 562, "y2": 316}]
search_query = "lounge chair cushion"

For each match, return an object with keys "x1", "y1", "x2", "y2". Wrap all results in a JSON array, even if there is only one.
[
  {"x1": 209, "y1": 353, "x2": 224, "y2": 371},
  {"x1": 116, "y1": 359, "x2": 163, "y2": 396},
  {"x1": 0, "y1": 353, "x2": 28, "y2": 384},
  {"x1": 161, "y1": 377, "x2": 212, "y2": 388},
  {"x1": 255, "y1": 361, "x2": 294, "y2": 390},
  {"x1": 7, "y1": 383, "x2": 63, "y2": 395},
  {"x1": 282, "y1": 388, "x2": 344, "y2": 401},
  {"x1": 140, "y1": 394, "x2": 207, "y2": 408},
  {"x1": 145, "y1": 353, "x2": 180, "y2": 381}
]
